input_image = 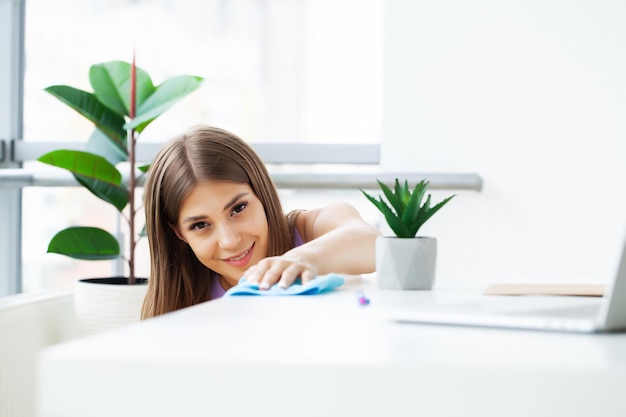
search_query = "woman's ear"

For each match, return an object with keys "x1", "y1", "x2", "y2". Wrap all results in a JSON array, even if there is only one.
[{"x1": 169, "y1": 223, "x2": 187, "y2": 243}]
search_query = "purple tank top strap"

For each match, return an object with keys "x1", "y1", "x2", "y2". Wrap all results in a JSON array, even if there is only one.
[{"x1": 293, "y1": 228, "x2": 304, "y2": 247}]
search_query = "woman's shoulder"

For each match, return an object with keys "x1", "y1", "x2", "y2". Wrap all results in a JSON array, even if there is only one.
[
  {"x1": 301, "y1": 202, "x2": 362, "y2": 223},
  {"x1": 295, "y1": 201, "x2": 363, "y2": 240}
]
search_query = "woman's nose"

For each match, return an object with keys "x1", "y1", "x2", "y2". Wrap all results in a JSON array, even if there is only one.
[{"x1": 216, "y1": 223, "x2": 241, "y2": 249}]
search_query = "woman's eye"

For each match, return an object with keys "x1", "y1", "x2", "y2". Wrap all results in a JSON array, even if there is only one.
[
  {"x1": 232, "y1": 202, "x2": 247, "y2": 215},
  {"x1": 190, "y1": 221, "x2": 209, "y2": 231}
]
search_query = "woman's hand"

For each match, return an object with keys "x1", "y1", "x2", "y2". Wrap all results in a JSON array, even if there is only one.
[
  {"x1": 243, "y1": 201, "x2": 379, "y2": 290},
  {"x1": 242, "y1": 253, "x2": 317, "y2": 290}
]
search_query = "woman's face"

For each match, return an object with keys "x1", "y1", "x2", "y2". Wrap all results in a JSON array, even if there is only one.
[{"x1": 172, "y1": 180, "x2": 269, "y2": 286}]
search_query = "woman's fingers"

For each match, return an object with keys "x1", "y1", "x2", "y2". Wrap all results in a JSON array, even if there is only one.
[
  {"x1": 299, "y1": 268, "x2": 316, "y2": 285},
  {"x1": 275, "y1": 262, "x2": 305, "y2": 289},
  {"x1": 258, "y1": 261, "x2": 284, "y2": 289},
  {"x1": 245, "y1": 256, "x2": 316, "y2": 290},
  {"x1": 242, "y1": 259, "x2": 271, "y2": 284},
  {"x1": 260, "y1": 259, "x2": 300, "y2": 289}
]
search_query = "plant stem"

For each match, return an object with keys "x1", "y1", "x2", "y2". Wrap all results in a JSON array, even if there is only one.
[
  {"x1": 128, "y1": 129, "x2": 136, "y2": 285},
  {"x1": 128, "y1": 52, "x2": 137, "y2": 285}
]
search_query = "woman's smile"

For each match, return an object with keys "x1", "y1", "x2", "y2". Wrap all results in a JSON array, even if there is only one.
[{"x1": 222, "y1": 242, "x2": 255, "y2": 267}]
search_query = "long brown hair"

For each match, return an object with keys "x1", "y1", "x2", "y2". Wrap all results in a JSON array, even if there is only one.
[{"x1": 141, "y1": 125, "x2": 296, "y2": 318}]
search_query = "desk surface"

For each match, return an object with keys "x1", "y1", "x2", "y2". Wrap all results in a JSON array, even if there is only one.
[{"x1": 38, "y1": 275, "x2": 626, "y2": 417}]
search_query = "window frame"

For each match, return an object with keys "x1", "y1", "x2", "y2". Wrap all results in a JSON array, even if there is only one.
[{"x1": 0, "y1": 0, "x2": 25, "y2": 296}]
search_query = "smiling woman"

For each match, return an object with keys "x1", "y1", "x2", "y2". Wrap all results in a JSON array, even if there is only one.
[{"x1": 141, "y1": 125, "x2": 381, "y2": 318}]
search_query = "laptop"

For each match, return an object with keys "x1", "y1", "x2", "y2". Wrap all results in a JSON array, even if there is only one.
[{"x1": 381, "y1": 239, "x2": 626, "y2": 333}]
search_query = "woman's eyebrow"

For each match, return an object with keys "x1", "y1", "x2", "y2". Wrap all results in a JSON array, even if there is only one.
[
  {"x1": 181, "y1": 214, "x2": 206, "y2": 225},
  {"x1": 223, "y1": 192, "x2": 249, "y2": 211}
]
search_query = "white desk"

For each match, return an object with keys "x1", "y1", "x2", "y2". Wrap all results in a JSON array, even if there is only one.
[{"x1": 38, "y1": 275, "x2": 626, "y2": 417}]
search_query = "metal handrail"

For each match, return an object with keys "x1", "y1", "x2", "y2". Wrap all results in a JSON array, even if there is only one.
[
  {"x1": 0, "y1": 168, "x2": 483, "y2": 191},
  {"x1": 5, "y1": 141, "x2": 483, "y2": 191}
]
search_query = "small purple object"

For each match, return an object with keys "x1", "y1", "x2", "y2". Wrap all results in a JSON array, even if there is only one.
[{"x1": 356, "y1": 290, "x2": 370, "y2": 306}]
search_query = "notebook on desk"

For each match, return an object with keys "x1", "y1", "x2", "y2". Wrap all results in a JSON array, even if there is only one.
[{"x1": 383, "y1": 239, "x2": 626, "y2": 333}]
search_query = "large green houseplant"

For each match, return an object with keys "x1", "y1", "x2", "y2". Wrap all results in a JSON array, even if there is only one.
[
  {"x1": 362, "y1": 179, "x2": 455, "y2": 290},
  {"x1": 38, "y1": 59, "x2": 202, "y2": 332}
]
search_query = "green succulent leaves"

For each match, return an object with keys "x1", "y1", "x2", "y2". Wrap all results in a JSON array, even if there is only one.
[
  {"x1": 38, "y1": 60, "x2": 203, "y2": 261},
  {"x1": 362, "y1": 179, "x2": 455, "y2": 238}
]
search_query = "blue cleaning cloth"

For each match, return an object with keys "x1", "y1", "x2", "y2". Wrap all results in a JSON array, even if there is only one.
[{"x1": 225, "y1": 273, "x2": 344, "y2": 296}]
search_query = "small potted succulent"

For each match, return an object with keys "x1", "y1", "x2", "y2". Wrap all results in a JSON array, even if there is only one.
[{"x1": 362, "y1": 179, "x2": 455, "y2": 290}]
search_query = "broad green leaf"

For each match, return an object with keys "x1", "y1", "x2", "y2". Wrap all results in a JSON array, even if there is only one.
[
  {"x1": 44, "y1": 85, "x2": 126, "y2": 148},
  {"x1": 38, "y1": 149, "x2": 122, "y2": 183},
  {"x1": 73, "y1": 173, "x2": 129, "y2": 212},
  {"x1": 89, "y1": 61, "x2": 155, "y2": 117},
  {"x1": 86, "y1": 128, "x2": 128, "y2": 165},
  {"x1": 38, "y1": 150, "x2": 129, "y2": 211},
  {"x1": 126, "y1": 75, "x2": 203, "y2": 132},
  {"x1": 47, "y1": 226, "x2": 120, "y2": 260}
]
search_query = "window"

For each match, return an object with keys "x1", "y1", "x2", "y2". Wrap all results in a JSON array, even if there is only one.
[{"x1": 18, "y1": 0, "x2": 384, "y2": 292}]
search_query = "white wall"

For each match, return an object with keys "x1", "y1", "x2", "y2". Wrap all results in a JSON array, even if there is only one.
[{"x1": 382, "y1": 0, "x2": 626, "y2": 286}]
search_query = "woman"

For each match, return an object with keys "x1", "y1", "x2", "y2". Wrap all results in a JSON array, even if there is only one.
[{"x1": 141, "y1": 125, "x2": 380, "y2": 318}]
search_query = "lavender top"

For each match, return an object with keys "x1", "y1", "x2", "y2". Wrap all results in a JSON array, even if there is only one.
[{"x1": 209, "y1": 228, "x2": 304, "y2": 300}]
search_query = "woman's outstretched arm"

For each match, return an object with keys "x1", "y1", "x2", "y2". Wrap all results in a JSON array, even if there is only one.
[{"x1": 243, "y1": 201, "x2": 381, "y2": 289}]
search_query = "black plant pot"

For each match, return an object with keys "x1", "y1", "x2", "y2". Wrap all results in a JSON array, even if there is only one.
[{"x1": 80, "y1": 277, "x2": 149, "y2": 285}]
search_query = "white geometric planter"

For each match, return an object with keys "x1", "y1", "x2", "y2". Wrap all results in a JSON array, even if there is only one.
[
  {"x1": 74, "y1": 277, "x2": 148, "y2": 335},
  {"x1": 376, "y1": 236, "x2": 437, "y2": 290}
]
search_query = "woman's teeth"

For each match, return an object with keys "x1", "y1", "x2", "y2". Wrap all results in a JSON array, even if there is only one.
[{"x1": 228, "y1": 248, "x2": 250, "y2": 262}]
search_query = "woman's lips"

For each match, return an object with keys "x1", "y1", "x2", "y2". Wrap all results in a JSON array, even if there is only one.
[{"x1": 222, "y1": 243, "x2": 255, "y2": 268}]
